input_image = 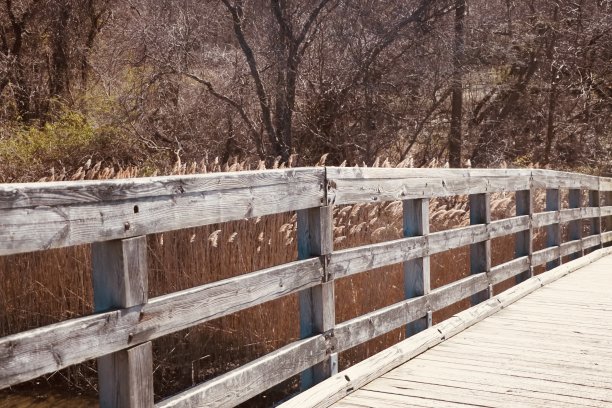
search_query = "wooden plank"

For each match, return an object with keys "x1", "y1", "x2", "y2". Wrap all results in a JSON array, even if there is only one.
[
  {"x1": 278, "y1": 248, "x2": 612, "y2": 408},
  {"x1": 469, "y1": 193, "x2": 490, "y2": 304},
  {"x1": 558, "y1": 207, "x2": 582, "y2": 223},
  {"x1": 0, "y1": 258, "x2": 323, "y2": 389},
  {"x1": 328, "y1": 217, "x2": 526, "y2": 282},
  {"x1": 92, "y1": 237, "x2": 148, "y2": 310},
  {"x1": 93, "y1": 236, "x2": 153, "y2": 408},
  {"x1": 327, "y1": 169, "x2": 532, "y2": 205},
  {"x1": 532, "y1": 210, "x2": 558, "y2": 228},
  {"x1": 531, "y1": 169, "x2": 599, "y2": 190},
  {"x1": 362, "y1": 377, "x2": 590, "y2": 408},
  {"x1": 0, "y1": 168, "x2": 324, "y2": 255},
  {"x1": 514, "y1": 189, "x2": 533, "y2": 283},
  {"x1": 383, "y1": 367, "x2": 612, "y2": 404},
  {"x1": 155, "y1": 335, "x2": 329, "y2": 408},
  {"x1": 545, "y1": 189, "x2": 561, "y2": 269},
  {"x1": 403, "y1": 198, "x2": 430, "y2": 336},
  {"x1": 582, "y1": 235, "x2": 601, "y2": 251},
  {"x1": 327, "y1": 235, "x2": 427, "y2": 280},
  {"x1": 298, "y1": 206, "x2": 336, "y2": 388},
  {"x1": 560, "y1": 239, "x2": 583, "y2": 258},
  {"x1": 600, "y1": 177, "x2": 612, "y2": 192},
  {"x1": 568, "y1": 188, "x2": 583, "y2": 260},
  {"x1": 99, "y1": 342, "x2": 154, "y2": 408},
  {"x1": 488, "y1": 256, "x2": 530, "y2": 285},
  {"x1": 334, "y1": 273, "x2": 488, "y2": 352}
]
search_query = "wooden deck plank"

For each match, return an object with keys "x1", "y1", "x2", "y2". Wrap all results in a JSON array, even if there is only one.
[{"x1": 328, "y1": 253, "x2": 612, "y2": 408}]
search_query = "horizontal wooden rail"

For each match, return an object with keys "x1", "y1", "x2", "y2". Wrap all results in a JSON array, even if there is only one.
[
  {"x1": 1, "y1": 167, "x2": 611, "y2": 407},
  {"x1": 0, "y1": 168, "x2": 324, "y2": 256},
  {"x1": 0, "y1": 258, "x2": 324, "y2": 388}
]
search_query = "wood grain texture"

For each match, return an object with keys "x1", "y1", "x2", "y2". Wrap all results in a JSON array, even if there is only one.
[
  {"x1": 545, "y1": 189, "x2": 561, "y2": 269},
  {"x1": 280, "y1": 247, "x2": 612, "y2": 408},
  {"x1": 568, "y1": 189, "x2": 583, "y2": 259},
  {"x1": 92, "y1": 236, "x2": 148, "y2": 312},
  {"x1": 99, "y1": 342, "x2": 154, "y2": 408},
  {"x1": 335, "y1": 272, "x2": 489, "y2": 353},
  {"x1": 0, "y1": 168, "x2": 324, "y2": 255},
  {"x1": 298, "y1": 206, "x2": 335, "y2": 388},
  {"x1": 93, "y1": 236, "x2": 153, "y2": 408},
  {"x1": 469, "y1": 193, "x2": 491, "y2": 304},
  {"x1": 488, "y1": 256, "x2": 530, "y2": 285},
  {"x1": 0, "y1": 258, "x2": 323, "y2": 388},
  {"x1": 156, "y1": 335, "x2": 329, "y2": 408},
  {"x1": 403, "y1": 198, "x2": 430, "y2": 336},
  {"x1": 514, "y1": 189, "x2": 533, "y2": 283}
]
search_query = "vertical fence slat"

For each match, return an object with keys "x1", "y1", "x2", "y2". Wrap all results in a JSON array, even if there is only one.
[
  {"x1": 568, "y1": 188, "x2": 583, "y2": 259},
  {"x1": 605, "y1": 190, "x2": 612, "y2": 248},
  {"x1": 589, "y1": 189, "x2": 601, "y2": 252},
  {"x1": 92, "y1": 236, "x2": 153, "y2": 408},
  {"x1": 469, "y1": 193, "x2": 491, "y2": 305},
  {"x1": 298, "y1": 206, "x2": 336, "y2": 389},
  {"x1": 403, "y1": 198, "x2": 431, "y2": 336},
  {"x1": 515, "y1": 187, "x2": 534, "y2": 282},
  {"x1": 546, "y1": 189, "x2": 562, "y2": 270}
]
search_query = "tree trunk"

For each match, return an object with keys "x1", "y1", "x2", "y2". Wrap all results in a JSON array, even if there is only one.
[
  {"x1": 543, "y1": 4, "x2": 560, "y2": 166},
  {"x1": 449, "y1": 0, "x2": 465, "y2": 168}
]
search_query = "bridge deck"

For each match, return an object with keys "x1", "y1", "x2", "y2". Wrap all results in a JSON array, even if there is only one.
[{"x1": 332, "y1": 254, "x2": 612, "y2": 408}]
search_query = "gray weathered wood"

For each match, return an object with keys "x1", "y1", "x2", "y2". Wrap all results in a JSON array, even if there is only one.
[
  {"x1": 93, "y1": 236, "x2": 153, "y2": 408},
  {"x1": 545, "y1": 189, "x2": 561, "y2": 269},
  {"x1": 588, "y1": 190, "x2": 602, "y2": 251},
  {"x1": 514, "y1": 189, "x2": 533, "y2": 283},
  {"x1": 92, "y1": 237, "x2": 148, "y2": 311},
  {"x1": 298, "y1": 206, "x2": 336, "y2": 389},
  {"x1": 156, "y1": 335, "x2": 329, "y2": 408},
  {"x1": 403, "y1": 198, "x2": 430, "y2": 336},
  {"x1": 469, "y1": 193, "x2": 491, "y2": 304},
  {"x1": 0, "y1": 168, "x2": 324, "y2": 256},
  {"x1": 0, "y1": 258, "x2": 324, "y2": 388},
  {"x1": 488, "y1": 256, "x2": 530, "y2": 285},
  {"x1": 99, "y1": 342, "x2": 154, "y2": 408},
  {"x1": 568, "y1": 189, "x2": 583, "y2": 260},
  {"x1": 327, "y1": 217, "x2": 528, "y2": 281},
  {"x1": 278, "y1": 247, "x2": 612, "y2": 408},
  {"x1": 334, "y1": 273, "x2": 489, "y2": 353}
]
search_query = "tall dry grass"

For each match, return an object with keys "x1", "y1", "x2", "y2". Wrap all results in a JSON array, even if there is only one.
[{"x1": 1, "y1": 158, "x2": 559, "y2": 406}]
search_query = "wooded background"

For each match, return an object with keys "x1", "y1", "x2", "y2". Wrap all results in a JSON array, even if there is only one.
[{"x1": 0, "y1": 0, "x2": 610, "y2": 180}]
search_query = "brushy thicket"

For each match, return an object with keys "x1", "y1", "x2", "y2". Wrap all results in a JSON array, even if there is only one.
[{"x1": 0, "y1": 156, "x2": 569, "y2": 406}]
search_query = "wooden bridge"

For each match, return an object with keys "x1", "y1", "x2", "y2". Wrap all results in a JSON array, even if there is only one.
[{"x1": 0, "y1": 167, "x2": 611, "y2": 407}]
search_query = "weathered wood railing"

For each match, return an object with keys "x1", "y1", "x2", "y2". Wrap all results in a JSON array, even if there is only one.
[{"x1": 1, "y1": 168, "x2": 611, "y2": 407}]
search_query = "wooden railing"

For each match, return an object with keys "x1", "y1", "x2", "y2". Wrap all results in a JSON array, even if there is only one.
[{"x1": 1, "y1": 167, "x2": 611, "y2": 407}]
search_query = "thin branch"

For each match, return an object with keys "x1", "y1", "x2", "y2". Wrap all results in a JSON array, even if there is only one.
[
  {"x1": 221, "y1": 0, "x2": 280, "y2": 153},
  {"x1": 181, "y1": 71, "x2": 266, "y2": 159}
]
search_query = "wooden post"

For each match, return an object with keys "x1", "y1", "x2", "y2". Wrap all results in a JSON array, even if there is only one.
[
  {"x1": 589, "y1": 190, "x2": 601, "y2": 252},
  {"x1": 568, "y1": 188, "x2": 582, "y2": 260},
  {"x1": 298, "y1": 206, "x2": 336, "y2": 389},
  {"x1": 515, "y1": 188, "x2": 533, "y2": 283},
  {"x1": 545, "y1": 189, "x2": 561, "y2": 270},
  {"x1": 403, "y1": 198, "x2": 431, "y2": 337},
  {"x1": 605, "y1": 191, "x2": 612, "y2": 248},
  {"x1": 92, "y1": 236, "x2": 153, "y2": 408},
  {"x1": 469, "y1": 193, "x2": 491, "y2": 305}
]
